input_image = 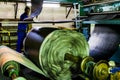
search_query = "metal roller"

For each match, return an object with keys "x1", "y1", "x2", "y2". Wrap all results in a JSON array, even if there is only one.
[
  {"x1": 24, "y1": 27, "x2": 89, "y2": 80},
  {"x1": 93, "y1": 60, "x2": 109, "y2": 80},
  {"x1": 80, "y1": 57, "x2": 109, "y2": 80}
]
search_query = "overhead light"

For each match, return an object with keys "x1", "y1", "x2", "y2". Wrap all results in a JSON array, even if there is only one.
[
  {"x1": 43, "y1": 3, "x2": 60, "y2": 8},
  {"x1": 26, "y1": 0, "x2": 31, "y2": 2},
  {"x1": 26, "y1": 0, "x2": 31, "y2": 6},
  {"x1": 27, "y1": 2, "x2": 32, "y2": 6}
]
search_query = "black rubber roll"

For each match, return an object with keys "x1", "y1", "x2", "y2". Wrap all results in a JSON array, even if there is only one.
[
  {"x1": 88, "y1": 24, "x2": 120, "y2": 61},
  {"x1": 24, "y1": 27, "x2": 58, "y2": 67}
]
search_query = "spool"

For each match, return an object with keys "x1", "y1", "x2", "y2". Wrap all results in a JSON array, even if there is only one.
[
  {"x1": 93, "y1": 60, "x2": 109, "y2": 80},
  {"x1": 24, "y1": 27, "x2": 89, "y2": 79}
]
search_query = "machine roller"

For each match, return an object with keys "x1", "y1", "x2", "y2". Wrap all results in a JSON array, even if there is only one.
[{"x1": 24, "y1": 27, "x2": 89, "y2": 80}]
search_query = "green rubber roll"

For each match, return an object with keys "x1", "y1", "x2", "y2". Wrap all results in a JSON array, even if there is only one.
[{"x1": 39, "y1": 29, "x2": 89, "y2": 80}]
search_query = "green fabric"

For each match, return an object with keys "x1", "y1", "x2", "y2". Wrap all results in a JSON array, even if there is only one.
[{"x1": 39, "y1": 29, "x2": 89, "y2": 80}]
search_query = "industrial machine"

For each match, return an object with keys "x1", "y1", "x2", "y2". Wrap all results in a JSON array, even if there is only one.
[
  {"x1": 0, "y1": 0, "x2": 120, "y2": 80},
  {"x1": 0, "y1": 27, "x2": 120, "y2": 80}
]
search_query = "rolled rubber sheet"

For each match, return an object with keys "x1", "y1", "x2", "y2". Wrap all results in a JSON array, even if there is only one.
[
  {"x1": 0, "y1": 45, "x2": 45, "y2": 76},
  {"x1": 23, "y1": 27, "x2": 89, "y2": 80},
  {"x1": 88, "y1": 14, "x2": 120, "y2": 61},
  {"x1": 39, "y1": 29, "x2": 89, "y2": 80}
]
